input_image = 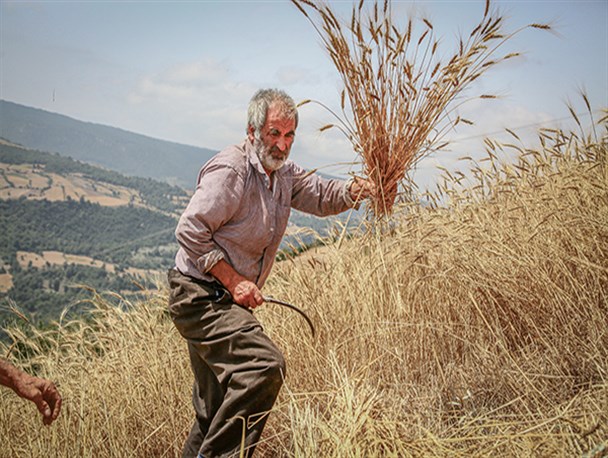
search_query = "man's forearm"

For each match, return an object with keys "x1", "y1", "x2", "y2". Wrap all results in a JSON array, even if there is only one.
[
  {"x1": 209, "y1": 259, "x2": 246, "y2": 292},
  {"x1": 1, "y1": 358, "x2": 63, "y2": 425}
]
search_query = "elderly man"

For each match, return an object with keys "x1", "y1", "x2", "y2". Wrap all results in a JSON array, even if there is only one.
[{"x1": 168, "y1": 88, "x2": 371, "y2": 457}]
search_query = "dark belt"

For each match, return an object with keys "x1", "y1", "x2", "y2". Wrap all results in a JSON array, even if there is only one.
[{"x1": 173, "y1": 268, "x2": 229, "y2": 301}]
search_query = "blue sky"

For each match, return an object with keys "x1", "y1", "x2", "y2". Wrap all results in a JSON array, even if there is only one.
[{"x1": 1, "y1": 0, "x2": 607, "y2": 190}]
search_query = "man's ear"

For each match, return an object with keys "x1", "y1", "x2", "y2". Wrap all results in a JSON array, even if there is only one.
[{"x1": 247, "y1": 125, "x2": 255, "y2": 142}]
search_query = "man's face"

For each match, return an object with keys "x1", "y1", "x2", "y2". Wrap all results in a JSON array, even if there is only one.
[{"x1": 252, "y1": 105, "x2": 296, "y2": 173}]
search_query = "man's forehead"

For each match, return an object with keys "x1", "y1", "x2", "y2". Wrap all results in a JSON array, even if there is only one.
[{"x1": 266, "y1": 105, "x2": 297, "y2": 129}]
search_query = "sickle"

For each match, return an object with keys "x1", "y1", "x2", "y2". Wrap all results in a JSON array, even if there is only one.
[{"x1": 263, "y1": 296, "x2": 316, "y2": 339}]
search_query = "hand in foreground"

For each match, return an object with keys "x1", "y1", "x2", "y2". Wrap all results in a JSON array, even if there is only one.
[{"x1": 14, "y1": 374, "x2": 62, "y2": 425}]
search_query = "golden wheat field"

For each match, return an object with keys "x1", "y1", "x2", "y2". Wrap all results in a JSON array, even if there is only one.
[{"x1": 1, "y1": 120, "x2": 607, "y2": 457}]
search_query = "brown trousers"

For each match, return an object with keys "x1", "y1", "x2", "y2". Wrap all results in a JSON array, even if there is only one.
[{"x1": 167, "y1": 269, "x2": 286, "y2": 458}]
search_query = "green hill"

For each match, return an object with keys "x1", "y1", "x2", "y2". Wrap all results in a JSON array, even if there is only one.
[
  {"x1": 0, "y1": 199, "x2": 177, "y2": 266},
  {"x1": 0, "y1": 198, "x2": 178, "y2": 324},
  {"x1": 0, "y1": 140, "x2": 189, "y2": 214},
  {"x1": 0, "y1": 141, "x2": 188, "y2": 327}
]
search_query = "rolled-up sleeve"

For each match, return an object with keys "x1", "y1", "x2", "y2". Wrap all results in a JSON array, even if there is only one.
[
  {"x1": 289, "y1": 163, "x2": 355, "y2": 216},
  {"x1": 175, "y1": 163, "x2": 244, "y2": 274}
]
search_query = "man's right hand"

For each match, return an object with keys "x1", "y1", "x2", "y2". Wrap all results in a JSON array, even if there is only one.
[
  {"x1": 230, "y1": 279, "x2": 264, "y2": 309},
  {"x1": 209, "y1": 259, "x2": 264, "y2": 309}
]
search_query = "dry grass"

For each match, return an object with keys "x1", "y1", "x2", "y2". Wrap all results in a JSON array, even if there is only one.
[
  {"x1": 1, "y1": 118, "x2": 606, "y2": 456},
  {"x1": 293, "y1": 0, "x2": 550, "y2": 217},
  {"x1": 257, "y1": 113, "x2": 608, "y2": 457},
  {"x1": 0, "y1": 291, "x2": 191, "y2": 458}
]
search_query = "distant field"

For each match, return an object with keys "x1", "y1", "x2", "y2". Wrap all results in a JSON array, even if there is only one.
[
  {"x1": 0, "y1": 273, "x2": 12, "y2": 293},
  {"x1": 16, "y1": 250, "x2": 161, "y2": 279},
  {"x1": 0, "y1": 162, "x2": 147, "y2": 207}
]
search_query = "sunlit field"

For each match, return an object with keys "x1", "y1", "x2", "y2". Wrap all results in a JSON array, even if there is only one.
[{"x1": 1, "y1": 116, "x2": 606, "y2": 457}]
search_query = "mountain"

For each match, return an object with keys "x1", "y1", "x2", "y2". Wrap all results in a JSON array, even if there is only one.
[{"x1": 0, "y1": 100, "x2": 216, "y2": 188}]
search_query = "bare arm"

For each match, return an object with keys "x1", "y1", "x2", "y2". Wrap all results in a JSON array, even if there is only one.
[
  {"x1": 0, "y1": 358, "x2": 21, "y2": 389},
  {"x1": 209, "y1": 259, "x2": 264, "y2": 309},
  {"x1": 0, "y1": 359, "x2": 62, "y2": 425}
]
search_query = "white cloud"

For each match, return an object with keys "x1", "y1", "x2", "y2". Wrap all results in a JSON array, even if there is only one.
[
  {"x1": 412, "y1": 100, "x2": 557, "y2": 192},
  {"x1": 125, "y1": 58, "x2": 257, "y2": 149},
  {"x1": 129, "y1": 58, "x2": 237, "y2": 103},
  {"x1": 165, "y1": 59, "x2": 232, "y2": 85},
  {"x1": 129, "y1": 77, "x2": 195, "y2": 102},
  {"x1": 276, "y1": 66, "x2": 320, "y2": 86}
]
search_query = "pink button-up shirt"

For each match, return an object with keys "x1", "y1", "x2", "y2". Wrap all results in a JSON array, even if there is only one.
[{"x1": 174, "y1": 140, "x2": 354, "y2": 288}]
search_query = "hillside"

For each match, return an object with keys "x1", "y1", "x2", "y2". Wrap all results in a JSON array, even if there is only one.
[
  {"x1": 0, "y1": 100, "x2": 216, "y2": 187},
  {"x1": 0, "y1": 141, "x2": 189, "y2": 325},
  {"x1": 0, "y1": 117, "x2": 605, "y2": 456},
  {"x1": 0, "y1": 140, "x2": 356, "y2": 327},
  {"x1": 0, "y1": 140, "x2": 190, "y2": 215}
]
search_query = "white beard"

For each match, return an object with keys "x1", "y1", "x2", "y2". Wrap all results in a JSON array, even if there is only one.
[{"x1": 254, "y1": 138, "x2": 288, "y2": 172}]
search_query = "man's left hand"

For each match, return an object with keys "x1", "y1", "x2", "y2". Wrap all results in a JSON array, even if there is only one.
[{"x1": 349, "y1": 176, "x2": 375, "y2": 202}]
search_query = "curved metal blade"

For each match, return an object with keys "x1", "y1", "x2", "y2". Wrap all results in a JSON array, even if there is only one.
[{"x1": 263, "y1": 296, "x2": 316, "y2": 339}]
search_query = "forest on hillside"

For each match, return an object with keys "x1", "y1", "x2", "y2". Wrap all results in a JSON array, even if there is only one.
[
  {"x1": 4, "y1": 263, "x2": 157, "y2": 328},
  {"x1": 0, "y1": 197, "x2": 179, "y2": 328},
  {"x1": 0, "y1": 199, "x2": 177, "y2": 266},
  {"x1": 0, "y1": 196, "x2": 350, "y2": 326}
]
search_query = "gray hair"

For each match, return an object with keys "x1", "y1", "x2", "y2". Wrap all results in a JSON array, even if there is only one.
[{"x1": 247, "y1": 89, "x2": 298, "y2": 138}]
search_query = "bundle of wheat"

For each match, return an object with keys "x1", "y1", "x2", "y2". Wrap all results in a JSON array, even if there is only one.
[{"x1": 293, "y1": 0, "x2": 550, "y2": 217}]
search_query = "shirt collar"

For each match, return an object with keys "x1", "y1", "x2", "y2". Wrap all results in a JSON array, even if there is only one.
[{"x1": 244, "y1": 139, "x2": 269, "y2": 177}]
